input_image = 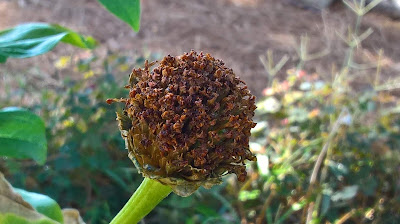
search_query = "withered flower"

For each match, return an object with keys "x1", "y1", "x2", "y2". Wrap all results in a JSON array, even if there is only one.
[{"x1": 109, "y1": 51, "x2": 256, "y2": 196}]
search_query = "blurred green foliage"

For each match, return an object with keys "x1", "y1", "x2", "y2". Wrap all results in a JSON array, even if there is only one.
[
  {"x1": 248, "y1": 69, "x2": 400, "y2": 223},
  {"x1": 0, "y1": 107, "x2": 47, "y2": 164},
  {"x1": 97, "y1": 0, "x2": 141, "y2": 32},
  {"x1": 0, "y1": 23, "x2": 97, "y2": 63},
  {"x1": 2, "y1": 52, "x2": 145, "y2": 223},
  {"x1": 15, "y1": 188, "x2": 64, "y2": 223}
]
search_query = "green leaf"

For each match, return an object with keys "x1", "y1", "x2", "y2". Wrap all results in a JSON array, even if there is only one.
[
  {"x1": 0, "y1": 23, "x2": 97, "y2": 62},
  {"x1": 331, "y1": 185, "x2": 359, "y2": 202},
  {"x1": 97, "y1": 0, "x2": 141, "y2": 31},
  {"x1": 256, "y1": 154, "x2": 270, "y2": 176},
  {"x1": 195, "y1": 205, "x2": 219, "y2": 218},
  {"x1": 276, "y1": 200, "x2": 306, "y2": 224},
  {"x1": 14, "y1": 189, "x2": 63, "y2": 223},
  {"x1": 320, "y1": 193, "x2": 331, "y2": 216},
  {"x1": 328, "y1": 161, "x2": 349, "y2": 179},
  {"x1": 104, "y1": 169, "x2": 129, "y2": 192},
  {"x1": 239, "y1": 190, "x2": 261, "y2": 201},
  {"x1": 51, "y1": 24, "x2": 97, "y2": 49},
  {"x1": 0, "y1": 107, "x2": 47, "y2": 164},
  {"x1": 359, "y1": 176, "x2": 378, "y2": 196},
  {"x1": 0, "y1": 173, "x2": 59, "y2": 224},
  {"x1": 0, "y1": 213, "x2": 58, "y2": 224},
  {"x1": 256, "y1": 97, "x2": 281, "y2": 114}
]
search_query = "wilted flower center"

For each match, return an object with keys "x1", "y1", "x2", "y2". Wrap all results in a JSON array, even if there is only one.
[{"x1": 110, "y1": 51, "x2": 256, "y2": 196}]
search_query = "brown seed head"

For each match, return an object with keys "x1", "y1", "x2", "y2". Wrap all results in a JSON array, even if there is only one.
[{"x1": 110, "y1": 51, "x2": 256, "y2": 196}]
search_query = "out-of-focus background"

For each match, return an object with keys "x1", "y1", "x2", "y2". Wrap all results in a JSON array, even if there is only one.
[{"x1": 1, "y1": 0, "x2": 400, "y2": 223}]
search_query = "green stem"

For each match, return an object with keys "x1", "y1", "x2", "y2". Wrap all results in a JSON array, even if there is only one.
[{"x1": 110, "y1": 178, "x2": 172, "y2": 224}]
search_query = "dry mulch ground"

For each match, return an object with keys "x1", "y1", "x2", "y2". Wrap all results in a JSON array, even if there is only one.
[{"x1": 1, "y1": 0, "x2": 400, "y2": 97}]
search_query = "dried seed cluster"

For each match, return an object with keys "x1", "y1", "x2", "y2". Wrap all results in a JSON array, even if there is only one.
[{"x1": 110, "y1": 51, "x2": 256, "y2": 196}]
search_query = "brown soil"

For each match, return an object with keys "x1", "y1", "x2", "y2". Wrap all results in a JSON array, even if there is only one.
[{"x1": 1, "y1": 0, "x2": 400, "y2": 97}]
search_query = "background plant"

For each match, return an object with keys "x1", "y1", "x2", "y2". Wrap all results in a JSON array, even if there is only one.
[{"x1": 244, "y1": 1, "x2": 400, "y2": 223}]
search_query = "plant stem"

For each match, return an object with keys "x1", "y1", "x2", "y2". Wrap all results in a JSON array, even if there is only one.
[
  {"x1": 110, "y1": 178, "x2": 172, "y2": 224},
  {"x1": 305, "y1": 108, "x2": 348, "y2": 224}
]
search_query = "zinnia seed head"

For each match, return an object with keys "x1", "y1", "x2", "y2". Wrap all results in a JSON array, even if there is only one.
[{"x1": 108, "y1": 51, "x2": 257, "y2": 196}]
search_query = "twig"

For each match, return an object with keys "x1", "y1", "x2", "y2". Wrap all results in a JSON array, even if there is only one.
[
  {"x1": 305, "y1": 108, "x2": 348, "y2": 224},
  {"x1": 234, "y1": 177, "x2": 250, "y2": 223},
  {"x1": 295, "y1": 35, "x2": 330, "y2": 73},
  {"x1": 374, "y1": 49, "x2": 384, "y2": 87},
  {"x1": 255, "y1": 184, "x2": 276, "y2": 224},
  {"x1": 259, "y1": 50, "x2": 289, "y2": 87},
  {"x1": 335, "y1": 209, "x2": 356, "y2": 224},
  {"x1": 309, "y1": 109, "x2": 347, "y2": 184}
]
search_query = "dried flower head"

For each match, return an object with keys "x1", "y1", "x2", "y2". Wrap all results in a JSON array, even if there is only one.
[{"x1": 108, "y1": 51, "x2": 256, "y2": 196}]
